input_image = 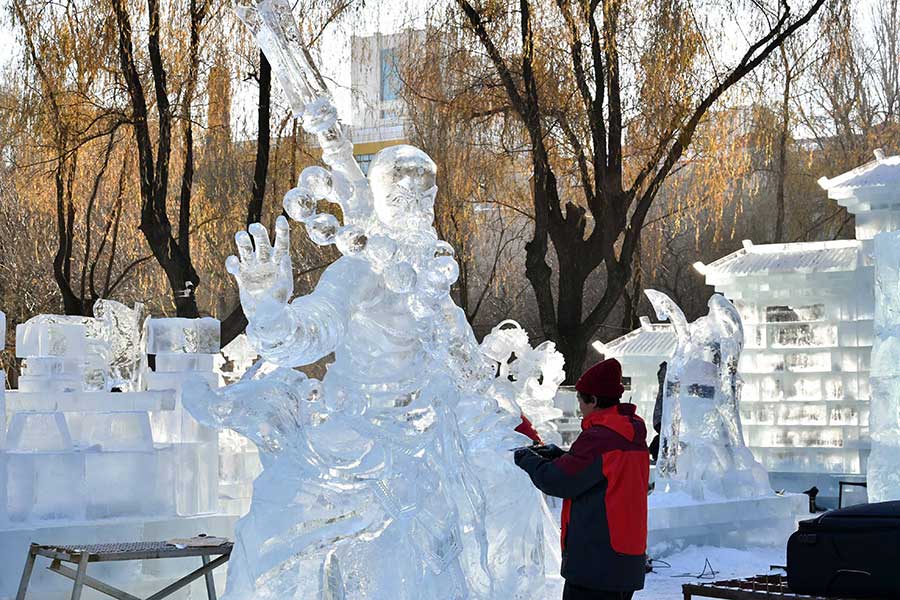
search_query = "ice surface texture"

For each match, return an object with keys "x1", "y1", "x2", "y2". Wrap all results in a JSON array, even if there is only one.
[
  {"x1": 645, "y1": 290, "x2": 771, "y2": 500},
  {"x1": 868, "y1": 231, "x2": 900, "y2": 502},
  {"x1": 182, "y1": 3, "x2": 561, "y2": 597}
]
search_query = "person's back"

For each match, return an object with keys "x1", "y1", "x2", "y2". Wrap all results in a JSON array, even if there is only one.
[{"x1": 515, "y1": 358, "x2": 649, "y2": 600}]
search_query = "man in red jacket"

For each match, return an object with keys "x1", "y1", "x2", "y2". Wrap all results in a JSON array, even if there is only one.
[{"x1": 515, "y1": 358, "x2": 649, "y2": 600}]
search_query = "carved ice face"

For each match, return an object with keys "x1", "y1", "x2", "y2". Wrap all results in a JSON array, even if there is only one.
[{"x1": 368, "y1": 145, "x2": 437, "y2": 230}]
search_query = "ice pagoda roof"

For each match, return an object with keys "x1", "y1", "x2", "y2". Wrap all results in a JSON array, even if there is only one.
[
  {"x1": 594, "y1": 318, "x2": 676, "y2": 358},
  {"x1": 818, "y1": 149, "x2": 900, "y2": 195},
  {"x1": 696, "y1": 239, "x2": 862, "y2": 279}
]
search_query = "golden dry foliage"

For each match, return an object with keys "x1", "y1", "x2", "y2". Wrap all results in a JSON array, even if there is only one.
[
  {"x1": 1, "y1": 0, "x2": 357, "y2": 358},
  {"x1": 399, "y1": 0, "x2": 824, "y2": 378},
  {"x1": 398, "y1": 27, "x2": 536, "y2": 332}
]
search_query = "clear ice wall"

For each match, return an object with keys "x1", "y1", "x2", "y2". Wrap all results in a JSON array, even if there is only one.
[
  {"x1": 699, "y1": 240, "x2": 873, "y2": 475},
  {"x1": 868, "y1": 230, "x2": 900, "y2": 502}
]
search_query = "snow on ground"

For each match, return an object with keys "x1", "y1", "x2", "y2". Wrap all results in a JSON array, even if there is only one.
[{"x1": 542, "y1": 545, "x2": 786, "y2": 599}]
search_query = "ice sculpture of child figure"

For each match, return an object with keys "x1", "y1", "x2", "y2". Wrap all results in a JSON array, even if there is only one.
[
  {"x1": 183, "y1": 3, "x2": 559, "y2": 598},
  {"x1": 644, "y1": 290, "x2": 771, "y2": 500}
]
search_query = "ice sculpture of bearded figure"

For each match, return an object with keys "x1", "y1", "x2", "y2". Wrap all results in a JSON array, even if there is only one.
[
  {"x1": 183, "y1": 4, "x2": 560, "y2": 598},
  {"x1": 644, "y1": 290, "x2": 771, "y2": 500}
]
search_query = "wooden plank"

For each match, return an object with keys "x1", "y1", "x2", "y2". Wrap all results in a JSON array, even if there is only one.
[
  {"x1": 14, "y1": 545, "x2": 37, "y2": 600},
  {"x1": 201, "y1": 555, "x2": 217, "y2": 600},
  {"x1": 70, "y1": 553, "x2": 90, "y2": 600},
  {"x1": 145, "y1": 553, "x2": 230, "y2": 600},
  {"x1": 48, "y1": 563, "x2": 141, "y2": 600}
]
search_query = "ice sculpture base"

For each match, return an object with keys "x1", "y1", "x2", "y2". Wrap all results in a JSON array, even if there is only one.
[
  {"x1": 768, "y1": 470, "x2": 867, "y2": 510},
  {"x1": 0, "y1": 514, "x2": 236, "y2": 600},
  {"x1": 647, "y1": 492, "x2": 808, "y2": 556}
]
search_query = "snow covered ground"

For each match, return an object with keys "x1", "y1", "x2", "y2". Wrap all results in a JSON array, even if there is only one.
[{"x1": 543, "y1": 545, "x2": 786, "y2": 599}]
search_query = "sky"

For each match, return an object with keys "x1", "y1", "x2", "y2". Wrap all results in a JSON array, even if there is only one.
[
  {"x1": 0, "y1": 0, "x2": 885, "y2": 132},
  {"x1": 0, "y1": 22, "x2": 14, "y2": 67}
]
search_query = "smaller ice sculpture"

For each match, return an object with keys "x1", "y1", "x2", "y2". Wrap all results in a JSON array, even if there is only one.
[
  {"x1": 481, "y1": 320, "x2": 565, "y2": 444},
  {"x1": 15, "y1": 300, "x2": 144, "y2": 392},
  {"x1": 868, "y1": 230, "x2": 900, "y2": 502},
  {"x1": 645, "y1": 290, "x2": 770, "y2": 499}
]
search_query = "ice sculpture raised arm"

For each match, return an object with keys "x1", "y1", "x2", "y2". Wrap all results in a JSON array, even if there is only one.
[
  {"x1": 645, "y1": 289, "x2": 770, "y2": 500},
  {"x1": 236, "y1": 0, "x2": 370, "y2": 221}
]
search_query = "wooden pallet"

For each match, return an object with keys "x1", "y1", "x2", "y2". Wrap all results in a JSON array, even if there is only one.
[{"x1": 682, "y1": 574, "x2": 881, "y2": 600}]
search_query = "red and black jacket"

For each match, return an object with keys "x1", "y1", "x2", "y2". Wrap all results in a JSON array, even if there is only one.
[{"x1": 516, "y1": 403, "x2": 649, "y2": 592}]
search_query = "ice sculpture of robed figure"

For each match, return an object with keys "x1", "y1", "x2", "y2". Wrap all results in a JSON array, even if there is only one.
[{"x1": 182, "y1": 1, "x2": 561, "y2": 598}]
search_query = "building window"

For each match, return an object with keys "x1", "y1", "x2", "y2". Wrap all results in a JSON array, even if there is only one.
[
  {"x1": 355, "y1": 153, "x2": 375, "y2": 175},
  {"x1": 380, "y1": 48, "x2": 401, "y2": 102}
]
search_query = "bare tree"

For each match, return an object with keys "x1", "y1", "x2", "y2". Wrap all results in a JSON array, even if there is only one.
[
  {"x1": 10, "y1": 0, "x2": 150, "y2": 315},
  {"x1": 110, "y1": 0, "x2": 204, "y2": 316},
  {"x1": 448, "y1": 0, "x2": 826, "y2": 380}
]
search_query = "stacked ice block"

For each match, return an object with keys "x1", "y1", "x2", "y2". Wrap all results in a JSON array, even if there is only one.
[
  {"x1": 0, "y1": 314, "x2": 235, "y2": 599},
  {"x1": 217, "y1": 428, "x2": 261, "y2": 516},
  {"x1": 144, "y1": 318, "x2": 221, "y2": 517},
  {"x1": 212, "y1": 334, "x2": 262, "y2": 515},
  {"x1": 5, "y1": 318, "x2": 177, "y2": 522}
]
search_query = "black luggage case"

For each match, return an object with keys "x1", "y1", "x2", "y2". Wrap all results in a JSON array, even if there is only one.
[{"x1": 787, "y1": 500, "x2": 900, "y2": 598}]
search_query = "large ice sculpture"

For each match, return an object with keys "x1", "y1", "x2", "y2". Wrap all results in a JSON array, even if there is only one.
[
  {"x1": 869, "y1": 231, "x2": 900, "y2": 502},
  {"x1": 182, "y1": 2, "x2": 560, "y2": 597},
  {"x1": 645, "y1": 290, "x2": 770, "y2": 499}
]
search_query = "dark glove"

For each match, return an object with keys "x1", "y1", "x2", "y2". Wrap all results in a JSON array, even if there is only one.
[
  {"x1": 532, "y1": 444, "x2": 565, "y2": 461},
  {"x1": 513, "y1": 446, "x2": 537, "y2": 467}
]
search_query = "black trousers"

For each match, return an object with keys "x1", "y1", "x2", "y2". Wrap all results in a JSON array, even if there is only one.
[{"x1": 562, "y1": 581, "x2": 634, "y2": 600}]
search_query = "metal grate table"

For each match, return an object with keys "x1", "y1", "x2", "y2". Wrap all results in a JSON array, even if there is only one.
[
  {"x1": 15, "y1": 539, "x2": 233, "y2": 600},
  {"x1": 682, "y1": 574, "x2": 885, "y2": 600}
]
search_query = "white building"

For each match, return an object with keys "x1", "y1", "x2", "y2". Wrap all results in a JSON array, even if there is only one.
[
  {"x1": 604, "y1": 151, "x2": 900, "y2": 505},
  {"x1": 348, "y1": 31, "x2": 421, "y2": 173}
]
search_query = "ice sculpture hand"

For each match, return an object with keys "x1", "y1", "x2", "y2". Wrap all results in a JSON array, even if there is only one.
[{"x1": 226, "y1": 216, "x2": 293, "y2": 321}]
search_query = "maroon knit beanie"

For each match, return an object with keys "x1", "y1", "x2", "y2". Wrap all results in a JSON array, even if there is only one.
[{"x1": 575, "y1": 358, "x2": 625, "y2": 399}]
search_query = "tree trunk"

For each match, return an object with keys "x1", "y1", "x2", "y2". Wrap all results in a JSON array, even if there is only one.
[
  {"x1": 248, "y1": 52, "x2": 271, "y2": 226},
  {"x1": 775, "y1": 46, "x2": 791, "y2": 243},
  {"x1": 220, "y1": 51, "x2": 273, "y2": 348}
]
